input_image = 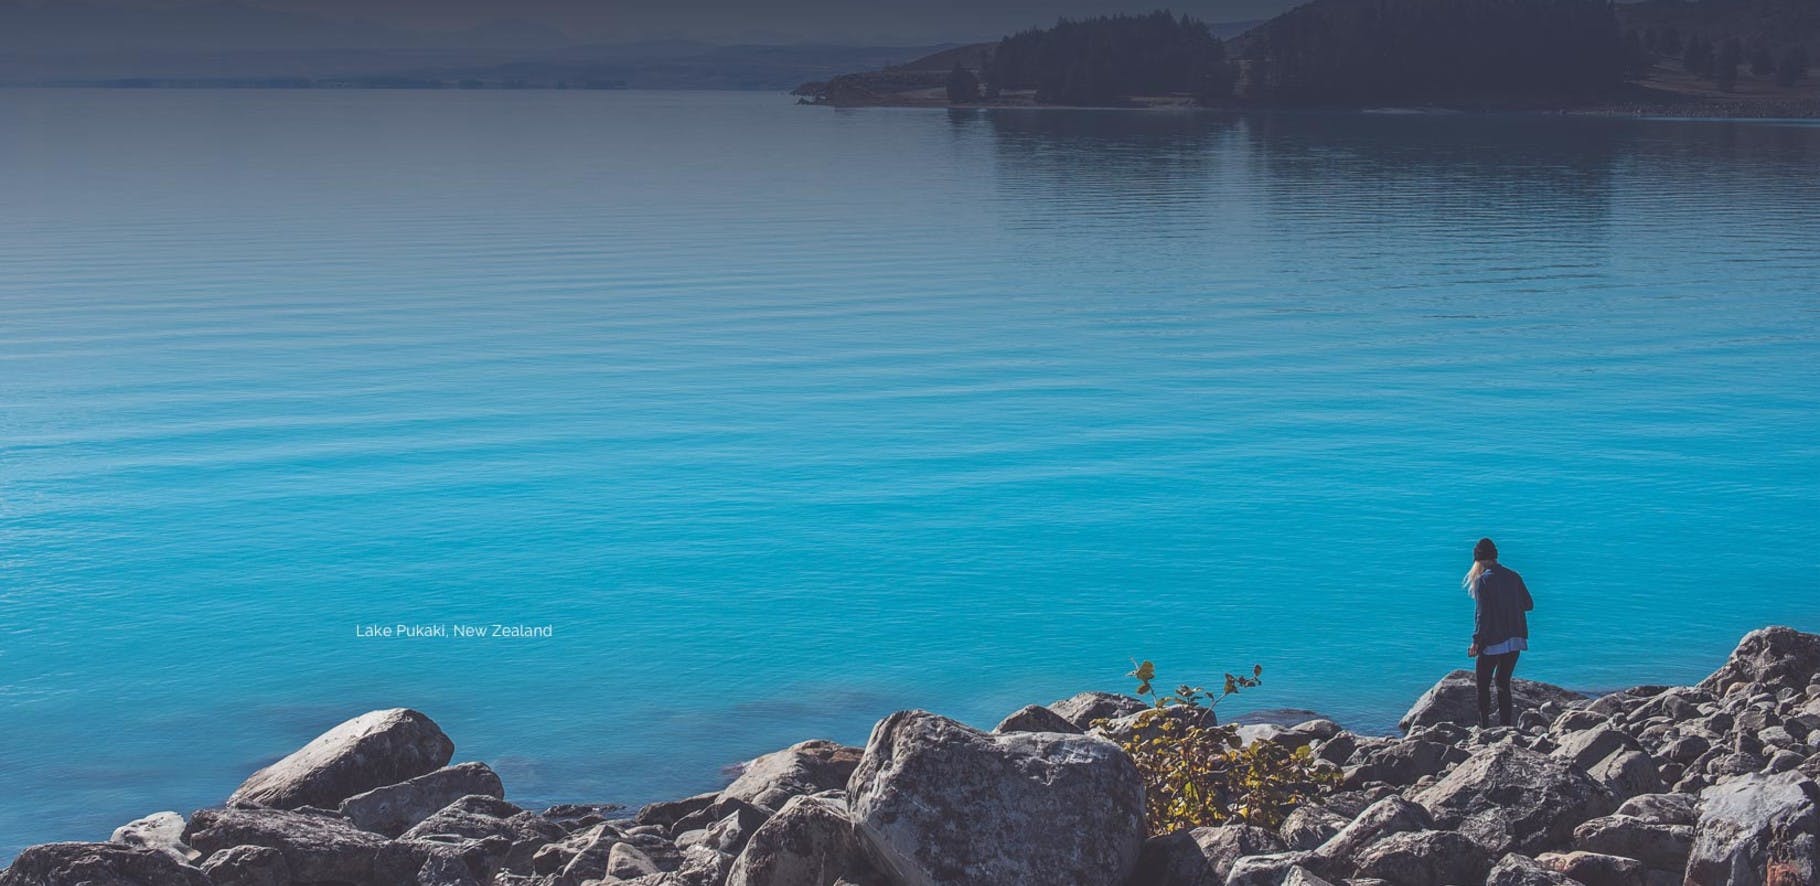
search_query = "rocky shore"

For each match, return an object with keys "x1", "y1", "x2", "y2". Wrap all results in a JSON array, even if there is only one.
[{"x1": 8, "y1": 626, "x2": 1820, "y2": 886}]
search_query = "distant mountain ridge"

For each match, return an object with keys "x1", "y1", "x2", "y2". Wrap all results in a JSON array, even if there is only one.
[
  {"x1": 0, "y1": 1, "x2": 959, "y2": 88},
  {"x1": 0, "y1": 1, "x2": 569, "y2": 52}
]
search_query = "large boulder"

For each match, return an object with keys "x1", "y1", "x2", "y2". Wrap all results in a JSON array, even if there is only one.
[
  {"x1": 108, "y1": 811, "x2": 192, "y2": 859},
  {"x1": 1351, "y1": 829, "x2": 1492, "y2": 886},
  {"x1": 721, "y1": 740, "x2": 863, "y2": 813},
  {"x1": 1587, "y1": 750, "x2": 1665, "y2": 803},
  {"x1": 992, "y1": 705, "x2": 1082, "y2": 735},
  {"x1": 1413, "y1": 743, "x2": 1615, "y2": 856},
  {"x1": 1279, "y1": 806, "x2": 1348, "y2": 851},
  {"x1": 1342, "y1": 740, "x2": 1467, "y2": 788},
  {"x1": 1400, "y1": 670, "x2": 1586, "y2": 733},
  {"x1": 1047, "y1": 691, "x2": 1146, "y2": 730},
  {"x1": 183, "y1": 806, "x2": 389, "y2": 884},
  {"x1": 1130, "y1": 824, "x2": 1284, "y2": 885},
  {"x1": 726, "y1": 793, "x2": 877, "y2": 886},
  {"x1": 1686, "y1": 771, "x2": 1820, "y2": 885},
  {"x1": 0, "y1": 842, "x2": 211, "y2": 886},
  {"x1": 846, "y1": 710, "x2": 1145, "y2": 886},
  {"x1": 226, "y1": 708, "x2": 455, "y2": 810},
  {"x1": 197, "y1": 845, "x2": 290, "y2": 886},
  {"x1": 636, "y1": 792, "x2": 719, "y2": 830},
  {"x1": 1312, "y1": 795, "x2": 1435, "y2": 864},
  {"x1": 400, "y1": 794, "x2": 567, "y2": 874},
  {"x1": 1699, "y1": 627, "x2": 1820, "y2": 696},
  {"x1": 1572, "y1": 814, "x2": 1693, "y2": 872},
  {"x1": 1486, "y1": 852, "x2": 1581, "y2": 886},
  {"x1": 1537, "y1": 850, "x2": 1646, "y2": 886},
  {"x1": 1616, "y1": 792, "x2": 1696, "y2": 826},
  {"x1": 1224, "y1": 851, "x2": 1315, "y2": 886},
  {"x1": 338, "y1": 761, "x2": 504, "y2": 836},
  {"x1": 1552, "y1": 726, "x2": 1641, "y2": 771}
]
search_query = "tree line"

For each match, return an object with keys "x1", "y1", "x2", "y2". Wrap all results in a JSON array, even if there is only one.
[
  {"x1": 1629, "y1": 27, "x2": 1810, "y2": 90},
  {"x1": 1239, "y1": 0, "x2": 1624, "y2": 105},
  {"x1": 977, "y1": 11, "x2": 1233, "y2": 106}
]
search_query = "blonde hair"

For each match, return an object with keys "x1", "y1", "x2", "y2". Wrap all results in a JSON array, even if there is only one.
[{"x1": 1462, "y1": 559, "x2": 1492, "y2": 591}]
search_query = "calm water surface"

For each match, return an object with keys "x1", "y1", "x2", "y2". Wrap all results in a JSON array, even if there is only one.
[{"x1": 2, "y1": 90, "x2": 1818, "y2": 855}]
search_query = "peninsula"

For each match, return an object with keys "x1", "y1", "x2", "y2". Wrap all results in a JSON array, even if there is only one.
[{"x1": 795, "y1": 1, "x2": 1820, "y2": 116}]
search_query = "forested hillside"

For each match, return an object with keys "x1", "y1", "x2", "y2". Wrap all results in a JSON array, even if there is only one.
[
  {"x1": 1231, "y1": 0, "x2": 1624, "y2": 105},
  {"x1": 983, "y1": 11, "x2": 1232, "y2": 105}
]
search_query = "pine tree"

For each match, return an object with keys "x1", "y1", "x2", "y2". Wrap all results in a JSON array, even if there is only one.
[
  {"x1": 1683, "y1": 36, "x2": 1713, "y2": 77},
  {"x1": 1714, "y1": 38, "x2": 1742, "y2": 91},
  {"x1": 1750, "y1": 44, "x2": 1776, "y2": 78},
  {"x1": 946, "y1": 64, "x2": 981, "y2": 104},
  {"x1": 1776, "y1": 46, "x2": 1809, "y2": 87}
]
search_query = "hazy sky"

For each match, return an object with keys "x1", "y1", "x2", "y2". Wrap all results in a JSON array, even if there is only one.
[{"x1": 63, "y1": 0, "x2": 1302, "y2": 44}]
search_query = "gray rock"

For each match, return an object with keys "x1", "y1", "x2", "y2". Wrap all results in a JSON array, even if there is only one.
[
  {"x1": 0, "y1": 842, "x2": 212, "y2": 886},
  {"x1": 1400, "y1": 670, "x2": 1586, "y2": 733},
  {"x1": 1342, "y1": 740, "x2": 1466, "y2": 788},
  {"x1": 1093, "y1": 704, "x2": 1217, "y2": 744},
  {"x1": 226, "y1": 708, "x2": 454, "y2": 811},
  {"x1": 407, "y1": 850, "x2": 488, "y2": 886},
  {"x1": 1130, "y1": 831, "x2": 1216, "y2": 886},
  {"x1": 1314, "y1": 733, "x2": 1357, "y2": 766},
  {"x1": 197, "y1": 845, "x2": 290, "y2": 886},
  {"x1": 726, "y1": 793, "x2": 876, "y2": 886},
  {"x1": 1663, "y1": 735, "x2": 1714, "y2": 766},
  {"x1": 1486, "y1": 852, "x2": 1581, "y2": 885},
  {"x1": 636, "y1": 792, "x2": 718, "y2": 829},
  {"x1": 684, "y1": 804, "x2": 770, "y2": 857},
  {"x1": 1699, "y1": 627, "x2": 1820, "y2": 696},
  {"x1": 722, "y1": 740, "x2": 862, "y2": 813},
  {"x1": 1351, "y1": 829, "x2": 1492, "y2": 886},
  {"x1": 1554, "y1": 709, "x2": 1611, "y2": 734},
  {"x1": 1573, "y1": 814, "x2": 1693, "y2": 871},
  {"x1": 338, "y1": 761, "x2": 504, "y2": 837},
  {"x1": 1186, "y1": 824, "x2": 1284, "y2": 882},
  {"x1": 1279, "y1": 806, "x2": 1348, "y2": 850},
  {"x1": 1046, "y1": 691, "x2": 1146, "y2": 730},
  {"x1": 534, "y1": 822, "x2": 623, "y2": 883},
  {"x1": 183, "y1": 806, "x2": 388, "y2": 884},
  {"x1": 1553, "y1": 726, "x2": 1641, "y2": 771},
  {"x1": 108, "y1": 811, "x2": 191, "y2": 858},
  {"x1": 1224, "y1": 851, "x2": 1314, "y2": 886},
  {"x1": 378, "y1": 833, "x2": 512, "y2": 886},
  {"x1": 1768, "y1": 749, "x2": 1805, "y2": 774},
  {"x1": 1413, "y1": 743, "x2": 1616, "y2": 856},
  {"x1": 1313, "y1": 796, "x2": 1434, "y2": 864},
  {"x1": 673, "y1": 795, "x2": 773, "y2": 837},
  {"x1": 1236, "y1": 723, "x2": 1292, "y2": 747},
  {"x1": 401, "y1": 794, "x2": 567, "y2": 874},
  {"x1": 1686, "y1": 770, "x2": 1820, "y2": 886},
  {"x1": 1589, "y1": 750, "x2": 1666, "y2": 801},
  {"x1": 1537, "y1": 850, "x2": 1646, "y2": 886},
  {"x1": 606, "y1": 842, "x2": 664, "y2": 879},
  {"x1": 992, "y1": 704, "x2": 1082, "y2": 735},
  {"x1": 1616, "y1": 792, "x2": 1696, "y2": 826},
  {"x1": 846, "y1": 710, "x2": 1145, "y2": 886},
  {"x1": 1281, "y1": 866, "x2": 1337, "y2": 886}
]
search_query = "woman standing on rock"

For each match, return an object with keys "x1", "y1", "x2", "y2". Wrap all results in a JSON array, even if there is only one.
[{"x1": 1465, "y1": 537, "x2": 1533, "y2": 728}]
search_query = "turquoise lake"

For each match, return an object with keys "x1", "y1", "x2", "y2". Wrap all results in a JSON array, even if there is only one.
[{"x1": 2, "y1": 89, "x2": 1818, "y2": 855}]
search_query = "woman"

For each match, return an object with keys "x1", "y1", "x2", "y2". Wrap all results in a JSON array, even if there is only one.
[{"x1": 1465, "y1": 537, "x2": 1533, "y2": 728}]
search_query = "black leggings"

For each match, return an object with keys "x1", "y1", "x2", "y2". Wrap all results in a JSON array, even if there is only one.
[{"x1": 1476, "y1": 650, "x2": 1520, "y2": 727}]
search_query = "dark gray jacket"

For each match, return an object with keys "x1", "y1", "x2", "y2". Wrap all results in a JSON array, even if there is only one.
[{"x1": 1472, "y1": 563, "x2": 1533, "y2": 649}]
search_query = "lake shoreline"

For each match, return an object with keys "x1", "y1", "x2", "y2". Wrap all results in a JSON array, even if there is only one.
[
  {"x1": 805, "y1": 94, "x2": 1820, "y2": 121},
  {"x1": 8, "y1": 625, "x2": 1820, "y2": 885}
]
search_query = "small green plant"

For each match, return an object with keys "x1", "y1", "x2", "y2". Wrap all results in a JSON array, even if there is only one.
[{"x1": 1106, "y1": 660, "x2": 1338, "y2": 835}]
